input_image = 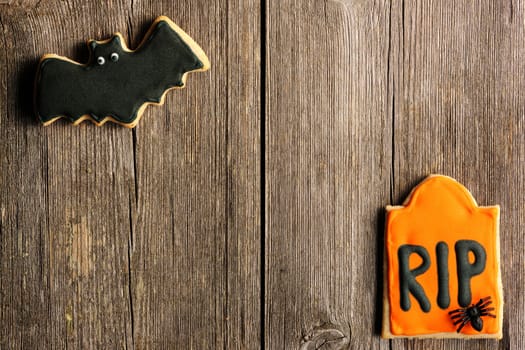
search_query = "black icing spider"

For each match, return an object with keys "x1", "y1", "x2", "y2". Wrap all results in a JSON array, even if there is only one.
[{"x1": 448, "y1": 296, "x2": 496, "y2": 333}]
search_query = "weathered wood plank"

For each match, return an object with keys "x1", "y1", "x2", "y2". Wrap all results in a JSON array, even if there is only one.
[
  {"x1": 2, "y1": 0, "x2": 524, "y2": 348},
  {"x1": 0, "y1": 2, "x2": 134, "y2": 348},
  {"x1": 128, "y1": 1, "x2": 261, "y2": 348},
  {"x1": 266, "y1": 1, "x2": 391, "y2": 348},
  {"x1": 389, "y1": 0, "x2": 524, "y2": 349},
  {"x1": 0, "y1": 0, "x2": 261, "y2": 348}
]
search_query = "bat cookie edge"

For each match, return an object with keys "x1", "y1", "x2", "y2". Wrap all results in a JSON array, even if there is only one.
[{"x1": 34, "y1": 16, "x2": 210, "y2": 128}]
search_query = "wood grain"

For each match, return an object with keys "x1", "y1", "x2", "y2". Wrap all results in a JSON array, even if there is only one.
[
  {"x1": 1, "y1": 0, "x2": 524, "y2": 349},
  {"x1": 389, "y1": 1, "x2": 524, "y2": 349},
  {"x1": 0, "y1": 0, "x2": 260, "y2": 348},
  {"x1": 127, "y1": 1, "x2": 260, "y2": 348},
  {"x1": 266, "y1": 0, "x2": 391, "y2": 348},
  {"x1": 0, "y1": 3, "x2": 135, "y2": 348},
  {"x1": 266, "y1": 0, "x2": 524, "y2": 348}
]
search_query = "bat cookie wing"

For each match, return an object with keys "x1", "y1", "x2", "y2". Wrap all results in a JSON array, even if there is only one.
[{"x1": 34, "y1": 16, "x2": 210, "y2": 128}]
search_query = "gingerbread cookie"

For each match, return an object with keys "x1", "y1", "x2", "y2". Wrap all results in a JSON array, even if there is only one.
[
  {"x1": 34, "y1": 16, "x2": 210, "y2": 127},
  {"x1": 382, "y1": 175, "x2": 503, "y2": 339}
]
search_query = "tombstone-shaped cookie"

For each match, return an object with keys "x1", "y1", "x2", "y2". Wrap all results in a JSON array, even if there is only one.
[{"x1": 382, "y1": 175, "x2": 503, "y2": 339}]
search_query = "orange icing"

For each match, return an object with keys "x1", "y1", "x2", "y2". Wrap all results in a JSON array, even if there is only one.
[{"x1": 386, "y1": 175, "x2": 502, "y2": 336}]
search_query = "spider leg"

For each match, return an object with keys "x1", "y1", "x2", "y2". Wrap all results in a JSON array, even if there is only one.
[
  {"x1": 478, "y1": 299, "x2": 493, "y2": 310},
  {"x1": 480, "y1": 312, "x2": 496, "y2": 318},
  {"x1": 450, "y1": 314, "x2": 468, "y2": 321},
  {"x1": 456, "y1": 318, "x2": 471, "y2": 333},
  {"x1": 449, "y1": 309, "x2": 467, "y2": 318},
  {"x1": 449, "y1": 308, "x2": 466, "y2": 315},
  {"x1": 478, "y1": 301, "x2": 492, "y2": 309},
  {"x1": 453, "y1": 316, "x2": 470, "y2": 326},
  {"x1": 479, "y1": 306, "x2": 495, "y2": 313},
  {"x1": 475, "y1": 296, "x2": 491, "y2": 308},
  {"x1": 451, "y1": 312, "x2": 468, "y2": 320}
]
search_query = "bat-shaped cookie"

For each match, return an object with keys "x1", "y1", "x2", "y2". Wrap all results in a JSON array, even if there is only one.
[{"x1": 34, "y1": 16, "x2": 210, "y2": 127}]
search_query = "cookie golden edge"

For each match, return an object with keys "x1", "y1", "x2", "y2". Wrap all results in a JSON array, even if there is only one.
[
  {"x1": 34, "y1": 15, "x2": 210, "y2": 128},
  {"x1": 381, "y1": 174, "x2": 504, "y2": 339}
]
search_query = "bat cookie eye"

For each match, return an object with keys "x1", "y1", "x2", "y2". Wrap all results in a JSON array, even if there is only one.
[
  {"x1": 110, "y1": 53, "x2": 119, "y2": 62},
  {"x1": 97, "y1": 56, "x2": 105, "y2": 65}
]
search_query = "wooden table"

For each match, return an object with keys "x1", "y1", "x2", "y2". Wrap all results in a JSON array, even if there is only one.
[{"x1": 0, "y1": 1, "x2": 523, "y2": 349}]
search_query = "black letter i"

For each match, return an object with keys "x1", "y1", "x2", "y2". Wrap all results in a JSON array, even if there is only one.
[{"x1": 436, "y1": 241, "x2": 450, "y2": 309}]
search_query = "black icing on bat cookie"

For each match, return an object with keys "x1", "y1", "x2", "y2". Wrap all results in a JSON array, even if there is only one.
[{"x1": 34, "y1": 16, "x2": 210, "y2": 127}]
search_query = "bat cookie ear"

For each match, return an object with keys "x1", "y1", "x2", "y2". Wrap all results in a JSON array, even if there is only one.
[
  {"x1": 101, "y1": 34, "x2": 122, "y2": 49},
  {"x1": 88, "y1": 39, "x2": 98, "y2": 52},
  {"x1": 111, "y1": 34, "x2": 122, "y2": 45}
]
